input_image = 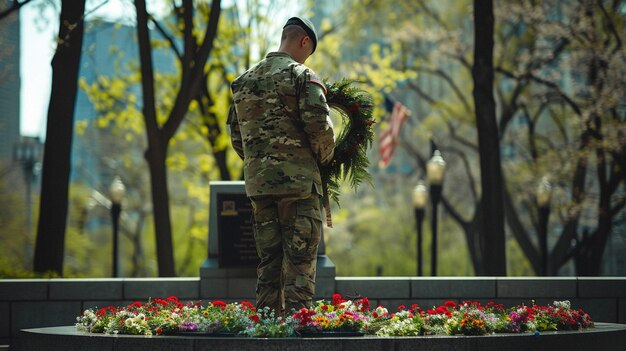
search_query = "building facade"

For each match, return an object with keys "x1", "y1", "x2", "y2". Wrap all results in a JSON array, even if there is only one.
[{"x1": 0, "y1": 3, "x2": 20, "y2": 162}]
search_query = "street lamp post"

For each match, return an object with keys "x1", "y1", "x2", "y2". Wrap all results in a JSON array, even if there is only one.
[
  {"x1": 110, "y1": 176, "x2": 126, "y2": 277},
  {"x1": 536, "y1": 176, "x2": 552, "y2": 276},
  {"x1": 427, "y1": 150, "x2": 446, "y2": 276},
  {"x1": 413, "y1": 182, "x2": 428, "y2": 276}
]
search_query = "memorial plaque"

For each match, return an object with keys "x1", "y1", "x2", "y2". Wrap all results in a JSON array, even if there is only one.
[{"x1": 216, "y1": 192, "x2": 259, "y2": 268}]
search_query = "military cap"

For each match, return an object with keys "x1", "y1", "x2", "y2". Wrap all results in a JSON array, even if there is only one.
[{"x1": 284, "y1": 17, "x2": 318, "y2": 54}]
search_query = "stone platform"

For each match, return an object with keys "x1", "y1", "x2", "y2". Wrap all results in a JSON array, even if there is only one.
[{"x1": 14, "y1": 323, "x2": 626, "y2": 351}]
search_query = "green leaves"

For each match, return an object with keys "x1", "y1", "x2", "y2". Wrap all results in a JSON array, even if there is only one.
[{"x1": 322, "y1": 79, "x2": 375, "y2": 206}]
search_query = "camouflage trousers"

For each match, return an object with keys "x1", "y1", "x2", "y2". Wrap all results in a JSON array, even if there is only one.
[{"x1": 250, "y1": 192, "x2": 322, "y2": 315}]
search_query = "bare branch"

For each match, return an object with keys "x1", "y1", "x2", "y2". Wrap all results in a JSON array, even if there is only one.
[
  {"x1": 149, "y1": 15, "x2": 182, "y2": 61},
  {"x1": 496, "y1": 67, "x2": 582, "y2": 116},
  {"x1": 445, "y1": 120, "x2": 479, "y2": 152},
  {"x1": 414, "y1": 67, "x2": 473, "y2": 112},
  {"x1": 610, "y1": 196, "x2": 626, "y2": 217},
  {"x1": 445, "y1": 146, "x2": 478, "y2": 202},
  {"x1": 503, "y1": 186, "x2": 541, "y2": 274},
  {"x1": 415, "y1": 0, "x2": 448, "y2": 30},
  {"x1": 405, "y1": 81, "x2": 467, "y2": 126},
  {"x1": 500, "y1": 78, "x2": 533, "y2": 138},
  {"x1": 547, "y1": 103, "x2": 570, "y2": 143},
  {"x1": 597, "y1": 0, "x2": 622, "y2": 54},
  {"x1": 162, "y1": 0, "x2": 221, "y2": 142},
  {"x1": 0, "y1": 0, "x2": 34, "y2": 21}
]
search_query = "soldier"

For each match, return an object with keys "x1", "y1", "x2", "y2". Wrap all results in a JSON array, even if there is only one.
[{"x1": 227, "y1": 16, "x2": 335, "y2": 315}]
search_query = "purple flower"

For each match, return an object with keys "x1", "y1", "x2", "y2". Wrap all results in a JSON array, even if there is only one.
[
  {"x1": 508, "y1": 311, "x2": 527, "y2": 333},
  {"x1": 181, "y1": 321, "x2": 198, "y2": 331},
  {"x1": 509, "y1": 311, "x2": 522, "y2": 322}
]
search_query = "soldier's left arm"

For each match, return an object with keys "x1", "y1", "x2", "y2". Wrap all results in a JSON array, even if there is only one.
[
  {"x1": 298, "y1": 70, "x2": 335, "y2": 165},
  {"x1": 227, "y1": 104, "x2": 244, "y2": 160}
]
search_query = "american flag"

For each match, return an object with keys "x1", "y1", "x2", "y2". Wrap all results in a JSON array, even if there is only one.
[{"x1": 378, "y1": 96, "x2": 410, "y2": 168}]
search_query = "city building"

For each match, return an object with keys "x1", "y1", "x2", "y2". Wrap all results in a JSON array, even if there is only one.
[{"x1": 0, "y1": 4, "x2": 20, "y2": 162}]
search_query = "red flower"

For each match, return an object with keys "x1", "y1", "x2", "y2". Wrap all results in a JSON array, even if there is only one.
[
  {"x1": 212, "y1": 300, "x2": 227, "y2": 308},
  {"x1": 240, "y1": 301, "x2": 254, "y2": 310},
  {"x1": 249, "y1": 315, "x2": 260, "y2": 323},
  {"x1": 292, "y1": 308, "x2": 316, "y2": 325},
  {"x1": 331, "y1": 293, "x2": 346, "y2": 306},
  {"x1": 96, "y1": 306, "x2": 117, "y2": 316},
  {"x1": 358, "y1": 297, "x2": 370, "y2": 311},
  {"x1": 128, "y1": 301, "x2": 142, "y2": 309},
  {"x1": 397, "y1": 305, "x2": 406, "y2": 311},
  {"x1": 410, "y1": 304, "x2": 423, "y2": 314},
  {"x1": 156, "y1": 328, "x2": 163, "y2": 335},
  {"x1": 321, "y1": 305, "x2": 328, "y2": 311},
  {"x1": 210, "y1": 300, "x2": 227, "y2": 311},
  {"x1": 444, "y1": 301, "x2": 457, "y2": 308},
  {"x1": 155, "y1": 298, "x2": 169, "y2": 307},
  {"x1": 166, "y1": 296, "x2": 179, "y2": 303}
]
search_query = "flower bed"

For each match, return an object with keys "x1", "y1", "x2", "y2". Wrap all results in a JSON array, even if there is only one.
[{"x1": 75, "y1": 294, "x2": 594, "y2": 337}]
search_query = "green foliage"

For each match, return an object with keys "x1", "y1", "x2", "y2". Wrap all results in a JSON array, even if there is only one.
[
  {"x1": 312, "y1": 0, "x2": 626, "y2": 276},
  {"x1": 65, "y1": 3, "x2": 291, "y2": 277},
  {"x1": 326, "y1": 177, "x2": 472, "y2": 276},
  {"x1": 0, "y1": 168, "x2": 36, "y2": 278},
  {"x1": 322, "y1": 79, "x2": 375, "y2": 206},
  {"x1": 10, "y1": 0, "x2": 622, "y2": 278}
]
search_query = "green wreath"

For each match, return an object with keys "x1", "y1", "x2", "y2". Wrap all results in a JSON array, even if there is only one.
[{"x1": 321, "y1": 79, "x2": 375, "y2": 206}]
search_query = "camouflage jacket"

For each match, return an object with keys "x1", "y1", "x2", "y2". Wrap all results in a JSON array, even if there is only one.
[{"x1": 228, "y1": 52, "x2": 335, "y2": 197}]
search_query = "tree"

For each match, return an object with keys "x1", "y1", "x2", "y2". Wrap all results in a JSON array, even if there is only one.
[
  {"x1": 33, "y1": 0, "x2": 86, "y2": 275},
  {"x1": 326, "y1": 0, "x2": 505, "y2": 275},
  {"x1": 134, "y1": 0, "x2": 221, "y2": 276},
  {"x1": 77, "y1": 2, "x2": 285, "y2": 276},
  {"x1": 472, "y1": 0, "x2": 506, "y2": 275},
  {"x1": 312, "y1": 0, "x2": 625, "y2": 276},
  {"x1": 495, "y1": 0, "x2": 626, "y2": 275}
]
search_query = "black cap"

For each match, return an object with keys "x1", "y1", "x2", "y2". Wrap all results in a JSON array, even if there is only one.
[{"x1": 283, "y1": 17, "x2": 318, "y2": 54}]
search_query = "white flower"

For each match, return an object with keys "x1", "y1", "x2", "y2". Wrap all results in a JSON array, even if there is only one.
[
  {"x1": 553, "y1": 300, "x2": 571, "y2": 309},
  {"x1": 375, "y1": 306, "x2": 388, "y2": 316}
]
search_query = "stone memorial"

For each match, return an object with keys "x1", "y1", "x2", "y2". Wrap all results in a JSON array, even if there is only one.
[
  {"x1": 200, "y1": 181, "x2": 335, "y2": 300},
  {"x1": 215, "y1": 188, "x2": 258, "y2": 268}
]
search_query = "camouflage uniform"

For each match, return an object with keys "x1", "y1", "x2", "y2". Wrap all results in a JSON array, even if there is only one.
[{"x1": 228, "y1": 51, "x2": 335, "y2": 314}]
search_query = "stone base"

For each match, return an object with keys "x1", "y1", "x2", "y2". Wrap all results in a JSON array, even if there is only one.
[
  {"x1": 199, "y1": 255, "x2": 336, "y2": 301},
  {"x1": 15, "y1": 323, "x2": 626, "y2": 351}
]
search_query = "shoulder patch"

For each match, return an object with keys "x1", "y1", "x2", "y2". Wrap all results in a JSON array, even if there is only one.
[{"x1": 308, "y1": 71, "x2": 327, "y2": 94}]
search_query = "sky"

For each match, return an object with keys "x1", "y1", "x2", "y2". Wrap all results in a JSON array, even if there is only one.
[
  {"x1": 18, "y1": 0, "x2": 294, "y2": 139},
  {"x1": 19, "y1": 0, "x2": 144, "y2": 138},
  {"x1": 20, "y1": 3, "x2": 57, "y2": 138}
]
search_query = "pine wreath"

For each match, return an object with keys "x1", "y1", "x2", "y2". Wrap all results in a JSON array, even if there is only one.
[{"x1": 321, "y1": 79, "x2": 375, "y2": 207}]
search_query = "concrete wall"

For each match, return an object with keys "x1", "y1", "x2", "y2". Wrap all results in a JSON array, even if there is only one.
[{"x1": 1, "y1": 277, "x2": 625, "y2": 347}]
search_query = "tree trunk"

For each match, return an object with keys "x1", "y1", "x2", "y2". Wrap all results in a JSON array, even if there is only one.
[
  {"x1": 33, "y1": 0, "x2": 85, "y2": 275},
  {"x1": 146, "y1": 146, "x2": 176, "y2": 276},
  {"x1": 135, "y1": 0, "x2": 221, "y2": 276},
  {"x1": 472, "y1": 0, "x2": 506, "y2": 275},
  {"x1": 135, "y1": 0, "x2": 176, "y2": 276}
]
